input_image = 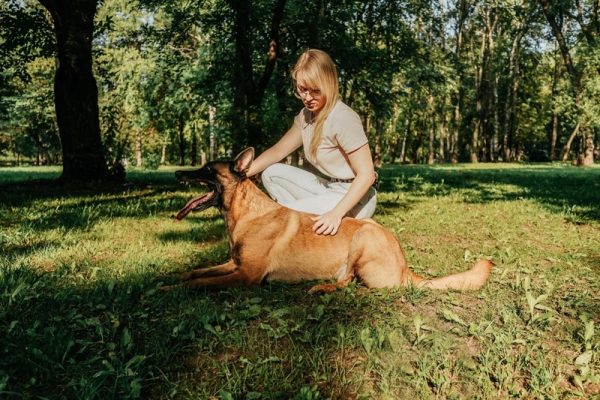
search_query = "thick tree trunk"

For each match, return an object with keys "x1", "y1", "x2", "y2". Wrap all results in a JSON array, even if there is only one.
[
  {"x1": 39, "y1": 0, "x2": 109, "y2": 182},
  {"x1": 581, "y1": 134, "x2": 595, "y2": 166}
]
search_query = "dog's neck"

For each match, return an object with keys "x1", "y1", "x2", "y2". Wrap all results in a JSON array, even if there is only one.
[{"x1": 222, "y1": 179, "x2": 281, "y2": 231}]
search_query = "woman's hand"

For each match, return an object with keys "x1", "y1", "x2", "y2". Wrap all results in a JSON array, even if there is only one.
[{"x1": 311, "y1": 210, "x2": 344, "y2": 235}]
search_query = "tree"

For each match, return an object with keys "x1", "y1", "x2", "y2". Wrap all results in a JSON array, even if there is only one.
[
  {"x1": 538, "y1": 0, "x2": 597, "y2": 165},
  {"x1": 38, "y1": 0, "x2": 110, "y2": 181},
  {"x1": 227, "y1": 0, "x2": 287, "y2": 153}
]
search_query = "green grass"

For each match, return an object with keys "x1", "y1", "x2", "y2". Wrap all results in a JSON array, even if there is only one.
[{"x1": 1, "y1": 163, "x2": 599, "y2": 399}]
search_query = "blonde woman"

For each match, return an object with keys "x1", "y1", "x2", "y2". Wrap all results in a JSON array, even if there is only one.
[{"x1": 247, "y1": 49, "x2": 377, "y2": 236}]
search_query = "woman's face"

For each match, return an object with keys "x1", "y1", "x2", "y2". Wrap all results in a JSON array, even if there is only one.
[{"x1": 296, "y1": 80, "x2": 326, "y2": 114}]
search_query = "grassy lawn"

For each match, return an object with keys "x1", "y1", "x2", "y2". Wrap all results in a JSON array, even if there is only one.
[{"x1": 1, "y1": 163, "x2": 599, "y2": 399}]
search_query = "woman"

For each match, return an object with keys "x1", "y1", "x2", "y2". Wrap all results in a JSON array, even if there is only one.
[{"x1": 247, "y1": 49, "x2": 377, "y2": 236}]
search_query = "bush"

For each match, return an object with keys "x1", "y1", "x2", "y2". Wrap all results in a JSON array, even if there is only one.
[{"x1": 143, "y1": 152, "x2": 162, "y2": 170}]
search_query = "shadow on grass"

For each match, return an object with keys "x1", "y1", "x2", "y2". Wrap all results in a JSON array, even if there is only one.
[
  {"x1": 378, "y1": 164, "x2": 600, "y2": 222},
  {"x1": 0, "y1": 178, "x2": 212, "y2": 233},
  {"x1": 0, "y1": 260, "x2": 381, "y2": 399}
]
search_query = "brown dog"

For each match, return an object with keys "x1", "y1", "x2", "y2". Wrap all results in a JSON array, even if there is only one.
[{"x1": 161, "y1": 148, "x2": 493, "y2": 293}]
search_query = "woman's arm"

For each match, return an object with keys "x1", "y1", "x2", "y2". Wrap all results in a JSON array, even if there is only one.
[
  {"x1": 247, "y1": 123, "x2": 303, "y2": 177},
  {"x1": 312, "y1": 144, "x2": 376, "y2": 235}
]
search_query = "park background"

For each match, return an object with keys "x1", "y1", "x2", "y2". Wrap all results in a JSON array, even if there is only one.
[
  {"x1": 1, "y1": 0, "x2": 599, "y2": 175},
  {"x1": 1, "y1": 1, "x2": 599, "y2": 399}
]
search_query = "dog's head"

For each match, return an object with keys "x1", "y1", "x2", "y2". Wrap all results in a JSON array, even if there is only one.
[{"x1": 174, "y1": 147, "x2": 255, "y2": 220}]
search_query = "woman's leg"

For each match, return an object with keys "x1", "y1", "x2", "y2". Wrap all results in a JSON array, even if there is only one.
[
  {"x1": 261, "y1": 163, "x2": 377, "y2": 219},
  {"x1": 261, "y1": 163, "x2": 328, "y2": 205}
]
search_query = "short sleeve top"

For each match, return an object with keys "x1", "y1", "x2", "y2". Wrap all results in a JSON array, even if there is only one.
[{"x1": 293, "y1": 100, "x2": 368, "y2": 179}]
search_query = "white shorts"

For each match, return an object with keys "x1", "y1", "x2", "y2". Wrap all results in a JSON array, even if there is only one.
[{"x1": 261, "y1": 163, "x2": 377, "y2": 219}]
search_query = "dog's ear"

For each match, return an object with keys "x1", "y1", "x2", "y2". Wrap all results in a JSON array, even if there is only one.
[{"x1": 233, "y1": 147, "x2": 255, "y2": 174}]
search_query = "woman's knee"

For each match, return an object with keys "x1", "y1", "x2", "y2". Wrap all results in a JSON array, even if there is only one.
[{"x1": 261, "y1": 163, "x2": 289, "y2": 183}]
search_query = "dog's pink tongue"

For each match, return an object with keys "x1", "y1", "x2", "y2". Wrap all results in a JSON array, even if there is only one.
[{"x1": 175, "y1": 192, "x2": 212, "y2": 220}]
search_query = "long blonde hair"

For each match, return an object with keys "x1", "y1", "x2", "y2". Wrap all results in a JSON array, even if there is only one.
[{"x1": 292, "y1": 49, "x2": 339, "y2": 163}]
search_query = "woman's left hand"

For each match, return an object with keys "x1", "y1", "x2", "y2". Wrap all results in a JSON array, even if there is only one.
[{"x1": 311, "y1": 210, "x2": 344, "y2": 235}]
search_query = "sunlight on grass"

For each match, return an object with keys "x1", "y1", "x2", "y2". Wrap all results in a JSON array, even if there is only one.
[
  {"x1": 0, "y1": 166, "x2": 61, "y2": 184},
  {"x1": 1, "y1": 164, "x2": 599, "y2": 399}
]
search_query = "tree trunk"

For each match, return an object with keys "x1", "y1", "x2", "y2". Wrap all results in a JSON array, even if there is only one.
[
  {"x1": 177, "y1": 118, "x2": 186, "y2": 166},
  {"x1": 373, "y1": 115, "x2": 382, "y2": 168},
  {"x1": 190, "y1": 129, "x2": 198, "y2": 166},
  {"x1": 135, "y1": 129, "x2": 142, "y2": 167},
  {"x1": 438, "y1": 107, "x2": 447, "y2": 163},
  {"x1": 503, "y1": 26, "x2": 524, "y2": 162},
  {"x1": 208, "y1": 105, "x2": 217, "y2": 161},
  {"x1": 228, "y1": 0, "x2": 287, "y2": 152},
  {"x1": 471, "y1": 23, "x2": 488, "y2": 164},
  {"x1": 450, "y1": 0, "x2": 468, "y2": 164},
  {"x1": 160, "y1": 143, "x2": 167, "y2": 165},
  {"x1": 561, "y1": 122, "x2": 580, "y2": 162},
  {"x1": 550, "y1": 111, "x2": 559, "y2": 160},
  {"x1": 400, "y1": 111, "x2": 413, "y2": 163},
  {"x1": 427, "y1": 94, "x2": 435, "y2": 165},
  {"x1": 581, "y1": 134, "x2": 595, "y2": 166},
  {"x1": 550, "y1": 45, "x2": 560, "y2": 160},
  {"x1": 39, "y1": 0, "x2": 109, "y2": 182},
  {"x1": 488, "y1": 20, "x2": 498, "y2": 162}
]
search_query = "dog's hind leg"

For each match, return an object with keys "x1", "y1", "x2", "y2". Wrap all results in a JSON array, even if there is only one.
[
  {"x1": 181, "y1": 260, "x2": 239, "y2": 281},
  {"x1": 350, "y1": 224, "x2": 404, "y2": 288}
]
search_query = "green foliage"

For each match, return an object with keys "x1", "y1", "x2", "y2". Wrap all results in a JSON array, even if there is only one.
[
  {"x1": 0, "y1": 0, "x2": 598, "y2": 166},
  {"x1": 1, "y1": 57, "x2": 60, "y2": 164}
]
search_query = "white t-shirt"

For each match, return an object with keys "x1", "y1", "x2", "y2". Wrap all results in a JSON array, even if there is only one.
[{"x1": 294, "y1": 100, "x2": 368, "y2": 180}]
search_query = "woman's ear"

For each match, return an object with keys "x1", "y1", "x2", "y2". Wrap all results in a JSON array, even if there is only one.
[{"x1": 233, "y1": 147, "x2": 255, "y2": 174}]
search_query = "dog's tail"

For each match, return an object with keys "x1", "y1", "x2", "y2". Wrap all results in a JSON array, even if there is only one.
[{"x1": 406, "y1": 259, "x2": 494, "y2": 290}]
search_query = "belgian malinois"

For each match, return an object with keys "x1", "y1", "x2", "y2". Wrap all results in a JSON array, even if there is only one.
[{"x1": 161, "y1": 148, "x2": 493, "y2": 293}]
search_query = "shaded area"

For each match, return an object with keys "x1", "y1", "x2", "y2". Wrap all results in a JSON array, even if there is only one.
[
  {"x1": 378, "y1": 164, "x2": 600, "y2": 222},
  {"x1": 0, "y1": 261, "x2": 383, "y2": 399},
  {"x1": 0, "y1": 173, "x2": 205, "y2": 233}
]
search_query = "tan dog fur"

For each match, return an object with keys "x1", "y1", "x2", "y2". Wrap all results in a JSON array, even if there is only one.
[{"x1": 161, "y1": 148, "x2": 493, "y2": 293}]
